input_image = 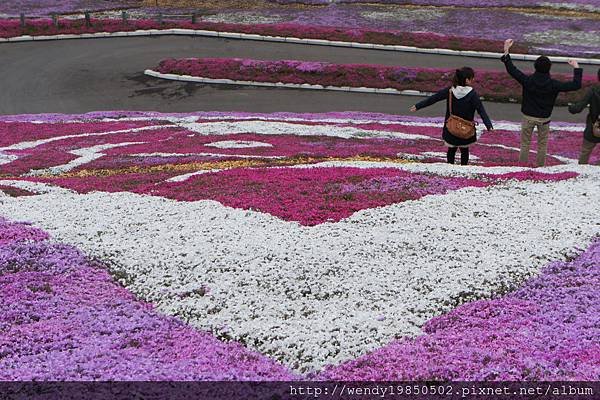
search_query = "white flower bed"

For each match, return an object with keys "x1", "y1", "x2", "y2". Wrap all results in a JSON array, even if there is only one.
[
  {"x1": 539, "y1": 2, "x2": 600, "y2": 12},
  {"x1": 360, "y1": 8, "x2": 446, "y2": 23},
  {"x1": 201, "y1": 12, "x2": 287, "y2": 25},
  {"x1": 205, "y1": 140, "x2": 274, "y2": 149},
  {"x1": 525, "y1": 30, "x2": 600, "y2": 48},
  {"x1": 0, "y1": 113, "x2": 598, "y2": 373},
  {"x1": 1, "y1": 170, "x2": 598, "y2": 372}
]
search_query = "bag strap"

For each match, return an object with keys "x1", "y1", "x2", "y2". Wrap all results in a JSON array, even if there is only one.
[{"x1": 448, "y1": 89, "x2": 453, "y2": 115}]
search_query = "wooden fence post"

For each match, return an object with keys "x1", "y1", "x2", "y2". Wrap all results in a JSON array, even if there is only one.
[
  {"x1": 121, "y1": 11, "x2": 128, "y2": 24},
  {"x1": 157, "y1": 12, "x2": 163, "y2": 25},
  {"x1": 51, "y1": 13, "x2": 58, "y2": 27},
  {"x1": 84, "y1": 11, "x2": 91, "y2": 27},
  {"x1": 191, "y1": 13, "x2": 197, "y2": 24},
  {"x1": 20, "y1": 13, "x2": 26, "y2": 29}
]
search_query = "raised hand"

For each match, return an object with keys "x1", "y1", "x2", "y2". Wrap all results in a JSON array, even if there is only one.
[
  {"x1": 568, "y1": 59, "x2": 580, "y2": 68},
  {"x1": 504, "y1": 39, "x2": 514, "y2": 54}
]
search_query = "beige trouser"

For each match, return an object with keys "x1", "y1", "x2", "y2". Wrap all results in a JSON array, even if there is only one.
[
  {"x1": 520, "y1": 115, "x2": 551, "y2": 167},
  {"x1": 579, "y1": 138, "x2": 597, "y2": 165}
]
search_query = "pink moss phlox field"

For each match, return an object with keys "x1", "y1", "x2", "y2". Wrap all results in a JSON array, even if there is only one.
[
  {"x1": 0, "y1": 120, "x2": 164, "y2": 148},
  {"x1": 144, "y1": 167, "x2": 488, "y2": 226},
  {"x1": 0, "y1": 218, "x2": 48, "y2": 246},
  {"x1": 25, "y1": 167, "x2": 577, "y2": 225},
  {"x1": 141, "y1": 167, "x2": 575, "y2": 226},
  {"x1": 102, "y1": 132, "x2": 435, "y2": 160},
  {"x1": 318, "y1": 239, "x2": 600, "y2": 380},
  {"x1": 0, "y1": 110, "x2": 582, "y2": 127},
  {"x1": 0, "y1": 124, "x2": 182, "y2": 176},
  {"x1": 0, "y1": 220, "x2": 294, "y2": 380},
  {"x1": 1, "y1": 119, "x2": 575, "y2": 174},
  {"x1": 155, "y1": 58, "x2": 595, "y2": 105},
  {"x1": 0, "y1": 0, "x2": 138, "y2": 17},
  {"x1": 0, "y1": 114, "x2": 590, "y2": 225},
  {"x1": 178, "y1": 118, "x2": 583, "y2": 166},
  {"x1": 1, "y1": 116, "x2": 593, "y2": 172},
  {"x1": 0, "y1": 18, "x2": 533, "y2": 54},
  {"x1": 34, "y1": 171, "x2": 181, "y2": 194},
  {"x1": 2, "y1": 150, "x2": 78, "y2": 176}
]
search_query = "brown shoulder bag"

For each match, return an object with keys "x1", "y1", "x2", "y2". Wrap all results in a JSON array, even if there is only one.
[{"x1": 446, "y1": 90, "x2": 477, "y2": 140}]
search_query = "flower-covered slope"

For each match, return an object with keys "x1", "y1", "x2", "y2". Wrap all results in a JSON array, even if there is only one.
[
  {"x1": 0, "y1": 1, "x2": 138, "y2": 16},
  {"x1": 2, "y1": 214, "x2": 599, "y2": 380},
  {"x1": 0, "y1": 112, "x2": 598, "y2": 374},
  {"x1": 0, "y1": 218, "x2": 294, "y2": 380},
  {"x1": 154, "y1": 58, "x2": 595, "y2": 105},
  {"x1": 1, "y1": 11, "x2": 598, "y2": 59},
  {"x1": 150, "y1": 2, "x2": 599, "y2": 57},
  {"x1": 0, "y1": 113, "x2": 592, "y2": 224},
  {"x1": 319, "y1": 238, "x2": 600, "y2": 380}
]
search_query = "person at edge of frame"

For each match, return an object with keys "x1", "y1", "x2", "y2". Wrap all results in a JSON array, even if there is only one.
[{"x1": 569, "y1": 68, "x2": 600, "y2": 165}]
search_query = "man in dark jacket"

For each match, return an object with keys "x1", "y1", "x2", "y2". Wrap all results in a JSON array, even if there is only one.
[
  {"x1": 569, "y1": 68, "x2": 600, "y2": 165},
  {"x1": 501, "y1": 39, "x2": 583, "y2": 167}
]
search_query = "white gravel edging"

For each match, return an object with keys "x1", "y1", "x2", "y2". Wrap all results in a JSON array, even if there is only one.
[
  {"x1": 1, "y1": 29, "x2": 598, "y2": 65},
  {"x1": 143, "y1": 69, "x2": 433, "y2": 97}
]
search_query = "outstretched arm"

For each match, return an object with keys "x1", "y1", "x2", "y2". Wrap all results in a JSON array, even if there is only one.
[
  {"x1": 412, "y1": 87, "x2": 450, "y2": 111},
  {"x1": 501, "y1": 54, "x2": 527, "y2": 85},
  {"x1": 568, "y1": 89, "x2": 593, "y2": 114},
  {"x1": 555, "y1": 60, "x2": 583, "y2": 92},
  {"x1": 474, "y1": 95, "x2": 494, "y2": 130},
  {"x1": 500, "y1": 39, "x2": 527, "y2": 85}
]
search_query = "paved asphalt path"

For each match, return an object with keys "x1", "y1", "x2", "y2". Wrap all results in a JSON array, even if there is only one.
[{"x1": 0, "y1": 35, "x2": 591, "y2": 122}]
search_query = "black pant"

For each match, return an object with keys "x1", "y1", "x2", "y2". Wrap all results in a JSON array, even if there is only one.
[{"x1": 447, "y1": 147, "x2": 470, "y2": 165}]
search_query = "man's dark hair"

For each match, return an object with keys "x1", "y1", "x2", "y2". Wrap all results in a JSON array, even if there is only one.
[{"x1": 534, "y1": 56, "x2": 552, "y2": 73}]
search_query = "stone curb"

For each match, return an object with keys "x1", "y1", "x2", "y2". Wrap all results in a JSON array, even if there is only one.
[{"x1": 143, "y1": 69, "x2": 434, "y2": 97}]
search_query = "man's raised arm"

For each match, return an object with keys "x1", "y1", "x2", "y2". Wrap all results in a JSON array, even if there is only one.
[
  {"x1": 555, "y1": 60, "x2": 583, "y2": 92},
  {"x1": 500, "y1": 39, "x2": 527, "y2": 85}
]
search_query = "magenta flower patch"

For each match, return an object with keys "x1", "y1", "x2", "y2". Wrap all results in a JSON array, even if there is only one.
[
  {"x1": 145, "y1": 167, "x2": 491, "y2": 225},
  {"x1": 155, "y1": 58, "x2": 596, "y2": 106},
  {"x1": 0, "y1": 120, "x2": 164, "y2": 148},
  {"x1": 0, "y1": 113, "x2": 589, "y2": 226}
]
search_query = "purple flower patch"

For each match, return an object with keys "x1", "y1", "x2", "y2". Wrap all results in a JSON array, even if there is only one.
[
  {"x1": 319, "y1": 239, "x2": 600, "y2": 380},
  {"x1": 0, "y1": 220, "x2": 294, "y2": 380}
]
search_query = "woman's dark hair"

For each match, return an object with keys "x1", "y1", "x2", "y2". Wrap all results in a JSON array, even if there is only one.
[{"x1": 452, "y1": 67, "x2": 475, "y2": 87}]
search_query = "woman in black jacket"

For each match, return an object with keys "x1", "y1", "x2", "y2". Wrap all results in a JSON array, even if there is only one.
[
  {"x1": 410, "y1": 67, "x2": 494, "y2": 165},
  {"x1": 569, "y1": 68, "x2": 600, "y2": 165}
]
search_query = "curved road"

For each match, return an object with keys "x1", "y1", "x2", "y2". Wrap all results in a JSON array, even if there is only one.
[{"x1": 0, "y1": 35, "x2": 591, "y2": 122}]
